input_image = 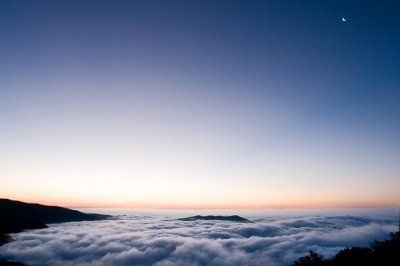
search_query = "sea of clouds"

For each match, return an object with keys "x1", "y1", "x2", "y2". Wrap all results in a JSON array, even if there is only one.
[{"x1": 0, "y1": 209, "x2": 397, "y2": 266}]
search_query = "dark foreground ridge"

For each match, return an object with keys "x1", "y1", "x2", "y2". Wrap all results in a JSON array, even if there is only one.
[
  {"x1": 0, "y1": 260, "x2": 25, "y2": 266},
  {"x1": 293, "y1": 231, "x2": 400, "y2": 266},
  {"x1": 179, "y1": 215, "x2": 252, "y2": 223},
  {"x1": 0, "y1": 198, "x2": 110, "y2": 238},
  {"x1": 0, "y1": 198, "x2": 111, "y2": 265}
]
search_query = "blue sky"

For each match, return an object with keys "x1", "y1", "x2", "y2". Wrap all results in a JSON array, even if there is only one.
[{"x1": 0, "y1": 0, "x2": 399, "y2": 208}]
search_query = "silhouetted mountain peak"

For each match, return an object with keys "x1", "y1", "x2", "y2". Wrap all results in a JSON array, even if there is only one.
[
  {"x1": 179, "y1": 215, "x2": 252, "y2": 223},
  {"x1": 0, "y1": 198, "x2": 110, "y2": 229},
  {"x1": 0, "y1": 198, "x2": 111, "y2": 246}
]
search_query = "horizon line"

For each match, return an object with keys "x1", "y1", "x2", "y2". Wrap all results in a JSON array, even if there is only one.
[{"x1": 3, "y1": 198, "x2": 399, "y2": 210}]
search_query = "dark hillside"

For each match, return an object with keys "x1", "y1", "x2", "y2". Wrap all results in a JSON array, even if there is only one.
[{"x1": 0, "y1": 198, "x2": 110, "y2": 246}]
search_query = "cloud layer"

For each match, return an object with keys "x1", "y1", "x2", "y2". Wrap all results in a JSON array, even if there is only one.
[{"x1": 0, "y1": 212, "x2": 396, "y2": 266}]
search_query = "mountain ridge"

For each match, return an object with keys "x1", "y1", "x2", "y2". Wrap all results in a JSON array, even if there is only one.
[
  {"x1": 0, "y1": 198, "x2": 111, "y2": 245},
  {"x1": 178, "y1": 215, "x2": 252, "y2": 223}
]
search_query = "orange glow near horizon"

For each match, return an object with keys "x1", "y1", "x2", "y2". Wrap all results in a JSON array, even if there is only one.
[
  {"x1": 2, "y1": 192, "x2": 399, "y2": 210},
  {"x1": 2, "y1": 148, "x2": 399, "y2": 211}
]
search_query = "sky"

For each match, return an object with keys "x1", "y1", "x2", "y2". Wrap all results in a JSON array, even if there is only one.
[{"x1": 0, "y1": 0, "x2": 399, "y2": 209}]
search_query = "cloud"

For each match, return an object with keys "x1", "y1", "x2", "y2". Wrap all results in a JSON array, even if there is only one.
[{"x1": 0, "y1": 213, "x2": 397, "y2": 266}]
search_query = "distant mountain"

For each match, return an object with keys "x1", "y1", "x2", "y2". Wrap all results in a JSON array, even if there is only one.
[
  {"x1": 0, "y1": 198, "x2": 111, "y2": 245},
  {"x1": 0, "y1": 199, "x2": 111, "y2": 265},
  {"x1": 179, "y1": 215, "x2": 252, "y2": 223}
]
